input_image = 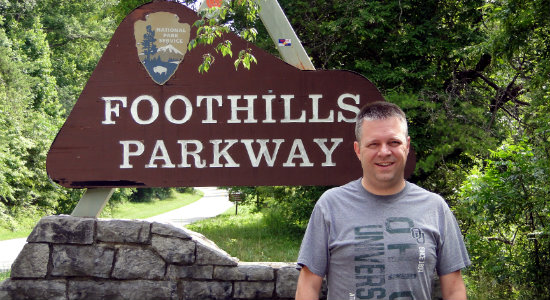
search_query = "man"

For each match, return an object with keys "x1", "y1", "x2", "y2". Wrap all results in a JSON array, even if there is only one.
[{"x1": 296, "y1": 101, "x2": 471, "y2": 300}]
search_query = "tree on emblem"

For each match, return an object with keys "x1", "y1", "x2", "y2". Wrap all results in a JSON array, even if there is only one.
[{"x1": 142, "y1": 25, "x2": 157, "y2": 61}]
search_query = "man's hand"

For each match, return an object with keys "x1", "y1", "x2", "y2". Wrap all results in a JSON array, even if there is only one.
[
  {"x1": 295, "y1": 265, "x2": 323, "y2": 300},
  {"x1": 440, "y1": 270, "x2": 467, "y2": 300}
]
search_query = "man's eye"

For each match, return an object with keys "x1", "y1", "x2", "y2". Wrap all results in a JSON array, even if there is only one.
[{"x1": 390, "y1": 141, "x2": 402, "y2": 146}]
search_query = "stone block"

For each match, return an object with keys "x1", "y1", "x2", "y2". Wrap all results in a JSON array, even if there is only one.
[
  {"x1": 51, "y1": 245, "x2": 114, "y2": 278},
  {"x1": 97, "y1": 219, "x2": 151, "y2": 244},
  {"x1": 0, "y1": 279, "x2": 66, "y2": 300},
  {"x1": 195, "y1": 239, "x2": 238, "y2": 266},
  {"x1": 151, "y1": 235, "x2": 195, "y2": 264},
  {"x1": 181, "y1": 281, "x2": 232, "y2": 300},
  {"x1": 166, "y1": 264, "x2": 213, "y2": 279},
  {"x1": 27, "y1": 215, "x2": 94, "y2": 244},
  {"x1": 112, "y1": 246, "x2": 165, "y2": 279},
  {"x1": 68, "y1": 280, "x2": 177, "y2": 300},
  {"x1": 234, "y1": 281, "x2": 275, "y2": 299},
  {"x1": 10, "y1": 243, "x2": 49, "y2": 278},
  {"x1": 275, "y1": 266, "x2": 299, "y2": 299},
  {"x1": 151, "y1": 222, "x2": 192, "y2": 239},
  {"x1": 214, "y1": 263, "x2": 274, "y2": 281}
]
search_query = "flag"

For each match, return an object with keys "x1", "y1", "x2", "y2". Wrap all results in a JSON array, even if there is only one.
[{"x1": 278, "y1": 39, "x2": 291, "y2": 46}]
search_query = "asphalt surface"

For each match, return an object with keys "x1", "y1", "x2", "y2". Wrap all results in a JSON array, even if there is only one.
[{"x1": 0, "y1": 187, "x2": 233, "y2": 272}]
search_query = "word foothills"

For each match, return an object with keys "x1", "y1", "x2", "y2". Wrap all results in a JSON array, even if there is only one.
[{"x1": 101, "y1": 93, "x2": 361, "y2": 125}]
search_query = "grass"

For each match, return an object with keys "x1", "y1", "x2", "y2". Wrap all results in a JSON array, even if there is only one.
[
  {"x1": 0, "y1": 270, "x2": 10, "y2": 282},
  {"x1": 0, "y1": 213, "x2": 42, "y2": 241},
  {"x1": 99, "y1": 189, "x2": 203, "y2": 219},
  {"x1": 0, "y1": 189, "x2": 203, "y2": 241},
  {"x1": 186, "y1": 205, "x2": 305, "y2": 262}
]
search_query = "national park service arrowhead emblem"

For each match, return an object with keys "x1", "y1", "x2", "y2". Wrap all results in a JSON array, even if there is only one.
[{"x1": 134, "y1": 12, "x2": 190, "y2": 85}]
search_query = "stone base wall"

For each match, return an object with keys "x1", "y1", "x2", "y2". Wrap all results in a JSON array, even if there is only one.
[{"x1": 0, "y1": 216, "x2": 301, "y2": 300}]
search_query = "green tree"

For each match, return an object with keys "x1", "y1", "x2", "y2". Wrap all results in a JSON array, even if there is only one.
[
  {"x1": 455, "y1": 1, "x2": 550, "y2": 296},
  {"x1": 35, "y1": 0, "x2": 119, "y2": 114},
  {"x1": 0, "y1": 0, "x2": 130, "y2": 226},
  {"x1": 0, "y1": 8, "x2": 73, "y2": 224},
  {"x1": 458, "y1": 139, "x2": 550, "y2": 298}
]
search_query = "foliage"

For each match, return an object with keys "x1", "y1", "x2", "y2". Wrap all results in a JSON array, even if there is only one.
[
  {"x1": 0, "y1": 3, "x2": 70, "y2": 219},
  {"x1": 0, "y1": 270, "x2": 10, "y2": 282},
  {"x1": 458, "y1": 139, "x2": 550, "y2": 298},
  {"x1": 36, "y1": 0, "x2": 120, "y2": 114},
  {"x1": 0, "y1": 206, "x2": 49, "y2": 240},
  {"x1": 130, "y1": 188, "x2": 173, "y2": 203},
  {"x1": 188, "y1": 0, "x2": 260, "y2": 73},
  {"x1": 455, "y1": 2, "x2": 550, "y2": 295},
  {"x1": 275, "y1": 0, "x2": 483, "y2": 90}
]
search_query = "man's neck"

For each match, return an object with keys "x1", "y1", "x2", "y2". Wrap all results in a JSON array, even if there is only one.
[{"x1": 361, "y1": 178, "x2": 406, "y2": 196}]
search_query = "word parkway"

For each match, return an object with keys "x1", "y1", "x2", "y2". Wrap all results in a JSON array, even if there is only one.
[{"x1": 120, "y1": 138, "x2": 344, "y2": 169}]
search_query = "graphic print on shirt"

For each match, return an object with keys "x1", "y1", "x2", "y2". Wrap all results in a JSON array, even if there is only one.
[
  {"x1": 410, "y1": 227, "x2": 426, "y2": 273},
  {"x1": 353, "y1": 217, "x2": 426, "y2": 300}
]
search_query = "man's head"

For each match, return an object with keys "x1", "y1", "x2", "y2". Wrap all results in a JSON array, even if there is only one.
[
  {"x1": 353, "y1": 101, "x2": 410, "y2": 195},
  {"x1": 355, "y1": 101, "x2": 408, "y2": 143}
]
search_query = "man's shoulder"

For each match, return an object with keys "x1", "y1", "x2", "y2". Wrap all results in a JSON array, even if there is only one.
[
  {"x1": 406, "y1": 182, "x2": 448, "y2": 206},
  {"x1": 317, "y1": 178, "x2": 361, "y2": 204},
  {"x1": 327, "y1": 178, "x2": 361, "y2": 195}
]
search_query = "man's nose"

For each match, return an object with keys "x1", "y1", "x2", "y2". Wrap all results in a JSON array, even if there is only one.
[{"x1": 379, "y1": 144, "x2": 392, "y2": 156}]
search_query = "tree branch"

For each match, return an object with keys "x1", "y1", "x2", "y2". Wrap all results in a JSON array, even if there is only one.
[
  {"x1": 477, "y1": 73, "x2": 500, "y2": 90},
  {"x1": 487, "y1": 236, "x2": 514, "y2": 245}
]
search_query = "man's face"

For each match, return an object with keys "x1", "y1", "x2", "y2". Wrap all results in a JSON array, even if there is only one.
[{"x1": 353, "y1": 117, "x2": 410, "y2": 195}]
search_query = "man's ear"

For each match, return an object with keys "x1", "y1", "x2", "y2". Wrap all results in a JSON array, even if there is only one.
[
  {"x1": 354, "y1": 141, "x2": 361, "y2": 159},
  {"x1": 406, "y1": 136, "x2": 411, "y2": 152}
]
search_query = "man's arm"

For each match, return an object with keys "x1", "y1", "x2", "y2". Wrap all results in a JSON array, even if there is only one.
[
  {"x1": 440, "y1": 270, "x2": 467, "y2": 300},
  {"x1": 295, "y1": 265, "x2": 323, "y2": 300}
]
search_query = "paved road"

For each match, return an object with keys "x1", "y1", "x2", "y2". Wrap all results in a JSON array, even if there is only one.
[
  {"x1": 146, "y1": 187, "x2": 233, "y2": 226},
  {"x1": 0, "y1": 187, "x2": 233, "y2": 272},
  {"x1": 0, "y1": 238, "x2": 27, "y2": 273}
]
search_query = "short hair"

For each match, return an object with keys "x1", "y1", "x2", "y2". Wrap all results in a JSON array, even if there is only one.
[{"x1": 355, "y1": 101, "x2": 408, "y2": 142}]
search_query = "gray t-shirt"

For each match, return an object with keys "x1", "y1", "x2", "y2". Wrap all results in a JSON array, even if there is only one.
[{"x1": 297, "y1": 179, "x2": 471, "y2": 300}]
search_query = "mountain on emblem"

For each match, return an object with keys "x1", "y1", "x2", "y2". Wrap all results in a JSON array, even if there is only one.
[{"x1": 134, "y1": 12, "x2": 190, "y2": 85}]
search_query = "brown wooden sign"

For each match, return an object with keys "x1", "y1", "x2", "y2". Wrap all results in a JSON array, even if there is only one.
[{"x1": 47, "y1": 1, "x2": 412, "y2": 188}]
